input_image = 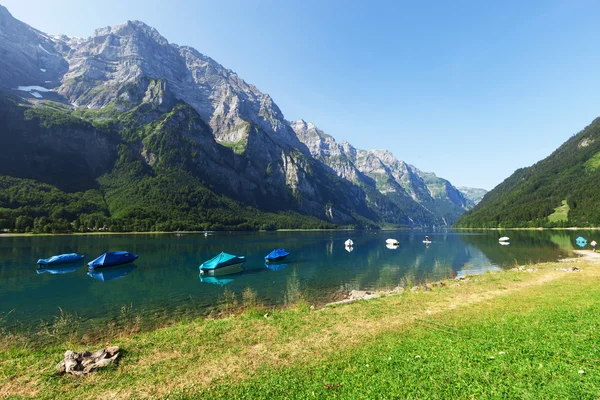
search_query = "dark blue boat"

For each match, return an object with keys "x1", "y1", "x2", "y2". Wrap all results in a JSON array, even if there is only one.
[
  {"x1": 199, "y1": 252, "x2": 245, "y2": 272},
  {"x1": 88, "y1": 251, "x2": 138, "y2": 269},
  {"x1": 264, "y1": 248, "x2": 290, "y2": 262},
  {"x1": 88, "y1": 264, "x2": 137, "y2": 281},
  {"x1": 37, "y1": 253, "x2": 84, "y2": 265}
]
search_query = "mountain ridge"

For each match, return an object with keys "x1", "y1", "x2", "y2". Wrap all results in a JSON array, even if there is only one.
[
  {"x1": 456, "y1": 117, "x2": 600, "y2": 228},
  {"x1": 0, "y1": 5, "x2": 484, "y2": 232}
]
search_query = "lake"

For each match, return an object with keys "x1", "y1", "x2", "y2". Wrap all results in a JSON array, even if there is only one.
[{"x1": 0, "y1": 230, "x2": 595, "y2": 334}]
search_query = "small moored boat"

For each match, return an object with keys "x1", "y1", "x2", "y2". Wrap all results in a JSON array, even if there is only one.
[
  {"x1": 88, "y1": 251, "x2": 138, "y2": 269},
  {"x1": 199, "y1": 252, "x2": 245, "y2": 273},
  {"x1": 345, "y1": 239, "x2": 354, "y2": 247},
  {"x1": 498, "y1": 236, "x2": 510, "y2": 242},
  {"x1": 265, "y1": 248, "x2": 290, "y2": 262},
  {"x1": 386, "y1": 238, "x2": 399, "y2": 245},
  {"x1": 37, "y1": 253, "x2": 84, "y2": 265}
]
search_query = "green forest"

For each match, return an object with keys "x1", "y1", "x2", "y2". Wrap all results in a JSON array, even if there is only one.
[
  {"x1": 0, "y1": 89, "x2": 342, "y2": 233},
  {"x1": 456, "y1": 117, "x2": 600, "y2": 228}
]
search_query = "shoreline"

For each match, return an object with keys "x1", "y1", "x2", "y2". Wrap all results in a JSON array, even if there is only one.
[
  {"x1": 1, "y1": 226, "x2": 600, "y2": 238},
  {"x1": 2, "y1": 250, "x2": 600, "y2": 398}
]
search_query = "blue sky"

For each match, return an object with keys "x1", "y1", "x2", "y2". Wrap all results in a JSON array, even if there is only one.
[{"x1": 3, "y1": 0, "x2": 600, "y2": 190}]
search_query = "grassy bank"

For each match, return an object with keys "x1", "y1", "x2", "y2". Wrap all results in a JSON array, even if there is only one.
[{"x1": 2, "y1": 253, "x2": 600, "y2": 399}]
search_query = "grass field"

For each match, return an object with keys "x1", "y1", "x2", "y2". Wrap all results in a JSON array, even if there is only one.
[{"x1": 1, "y1": 252, "x2": 599, "y2": 399}]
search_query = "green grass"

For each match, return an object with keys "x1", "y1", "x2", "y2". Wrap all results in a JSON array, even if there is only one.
[
  {"x1": 189, "y1": 274, "x2": 600, "y2": 399},
  {"x1": 2, "y1": 259, "x2": 600, "y2": 399},
  {"x1": 219, "y1": 137, "x2": 248, "y2": 155},
  {"x1": 547, "y1": 199, "x2": 570, "y2": 223},
  {"x1": 584, "y1": 151, "x2": 600, "y2": 173}
]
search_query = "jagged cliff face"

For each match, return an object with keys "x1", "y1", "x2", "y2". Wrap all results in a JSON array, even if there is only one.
[
  {"x1": 291, "y1": 120, "x2": 475, "y2": 225},
  {"x1": 0, "y1": 5, "x2": 477, "y2": 227}
]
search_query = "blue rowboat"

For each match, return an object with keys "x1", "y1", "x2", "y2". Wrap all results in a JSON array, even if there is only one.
[
  {"x1": 88, "y1": 251, "x2": 138, "y2": 269},
  {"x1": 199, "y1": 252, "x2": 245, "y2": 273},
  {"x1": 264, "y1": 248, "x2": 290, "y2": 262},
  {"x1": 37, "y1": 253, "x2": 84, "y2": 265}
]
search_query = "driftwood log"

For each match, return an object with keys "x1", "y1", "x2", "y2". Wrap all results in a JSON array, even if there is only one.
[{"x1": 56, "y1": 346, "x2": 120, "y2": 376}]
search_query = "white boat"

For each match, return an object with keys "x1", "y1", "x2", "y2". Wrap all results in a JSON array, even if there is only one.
[
  {"x1": 499, "y1": 241, "x2": 510, "y2": 246},
  {"x1": 386, "y1": 238, "x2": 399, "y2": 245},
  {"x1": 423, "y1": 240, "x2": 432, "y2": 244},
  {"x1": 345, "y1": 246, "x2": 354, "y2": 253},
  {"x1": 344, "y1": 239, "x2": 354, "y2": 247},
  {"x1": 499, "y1": 236, "x2": 510, "y2": 242},
  {"x1": 386, "y1": 243, "x2": 399, "y2": 250}
]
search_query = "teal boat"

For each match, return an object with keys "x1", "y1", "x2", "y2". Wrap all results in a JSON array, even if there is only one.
[{"x1": 199, "y1": 252, "x2": 245, "y2": 273}]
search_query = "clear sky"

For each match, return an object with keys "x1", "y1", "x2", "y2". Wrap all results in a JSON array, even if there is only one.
[{"x1": 2, "y1": 0, "x2": 600, "y2": 190}]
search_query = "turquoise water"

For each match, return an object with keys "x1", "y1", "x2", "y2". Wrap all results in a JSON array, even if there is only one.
[{"x1": 0, "y1": 230, "x2": 593, "y2": 331}]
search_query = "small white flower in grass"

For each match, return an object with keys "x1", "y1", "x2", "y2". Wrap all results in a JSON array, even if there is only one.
[
  {"x1": 489, "y1": 356, "x2": 495, "y2": 360},
  {"x1": 366, "y1": 364, "x2": 369, "y2": 367},
  {"x1": 415, "y1": 355, "x2": 421, "y2": 359},
  {"x1": 578, "y1": 370, "x2": 585, "y2": 374},
  {"x1": 388, "y1": 356, "x2": 392, "y2": 360},
  {"x1": 498, "y1": 351, "x2": 505, "y2": 355}
]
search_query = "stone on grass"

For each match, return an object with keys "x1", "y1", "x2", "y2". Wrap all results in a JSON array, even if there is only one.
[{"x1": 56, "y1": 346, "x2": 120, "y2": 376}]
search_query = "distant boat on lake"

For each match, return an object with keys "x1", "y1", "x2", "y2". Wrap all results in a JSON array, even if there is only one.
[
  {"x1": 345, "y1": 239, "x2": 354, "y2": 247},
  {"x1": 199, "y1": 252, "x2": 245, "y2": 273},
  {"x1": 499, "y1": 236, "x2": 510, "y2": 242},
  {"x1": 37, "y1": 253, "x2": 84, "y2": 265},
  {"x1": 88, "y1": 251, "x2": 138, "y2": 269},
  {"x1": 386, "y1": 238, "x2": 399, "y2": 246},
  {"x1": 265, "y1": 248, "x2": 290, "y2": 262}
]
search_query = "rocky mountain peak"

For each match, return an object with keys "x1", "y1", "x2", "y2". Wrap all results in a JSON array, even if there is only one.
[
  {"x1": 94, "y1": 20, "x2": 167, "y2": 45},
  {"x1": 0, "y1": 4, "x2": 12, "y2": 19}
]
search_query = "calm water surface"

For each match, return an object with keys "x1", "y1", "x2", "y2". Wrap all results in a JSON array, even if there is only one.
[{"x1": 0, "y1": 230, "x2": 594, "y2": 331}]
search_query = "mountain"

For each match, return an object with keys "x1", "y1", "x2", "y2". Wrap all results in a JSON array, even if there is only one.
[
  {"x1": 0, "y1": 5, "x2": 472, "y2": 232},
  {"x1": 456, "y1": 117, "x2": 600, "y2": 228},
  {"x1": 291, "y1": 120, "x2": 474, "y2": 225},
  {"x1": 457, "y1": 187, "x2": 487, "y2": 205}
]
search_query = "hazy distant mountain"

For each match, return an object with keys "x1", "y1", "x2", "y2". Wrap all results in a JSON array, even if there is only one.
[
  {"x1": 457, "y1": 187, "x2": 488, "y2": 205},
  {"x1": 292, "y1": 120, "x2": 474, "y2": 225},
  {"x1": 456, "y1": 118, "x2": 600, "y2": 228},
  {"x1": 0, "y1": 5, "x2": 474, "y2": 231}
]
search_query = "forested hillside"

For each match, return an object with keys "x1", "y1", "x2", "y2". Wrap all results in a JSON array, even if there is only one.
[
  {"x1": 455, "y1": 117, "x2": 600, "y2": 228},
  {"x1": 0, "y1": 90, "x2": 337, "y2": 233}
]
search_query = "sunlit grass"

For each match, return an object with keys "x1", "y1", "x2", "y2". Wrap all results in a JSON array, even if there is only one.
[{"x1": 548, "y1": 199, "x2": 570, "y2": 223}]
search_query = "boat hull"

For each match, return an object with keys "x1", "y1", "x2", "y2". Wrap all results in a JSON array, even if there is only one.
[
  {"x1": 37, "y1": 253, "x2": 84, "y2": 265},
  {"x1": 88, "y1": 251, "x2": 138, "y2": 269},
  {"x1": 199, "y1": 252, "x2": 245, "y2": 272}
]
